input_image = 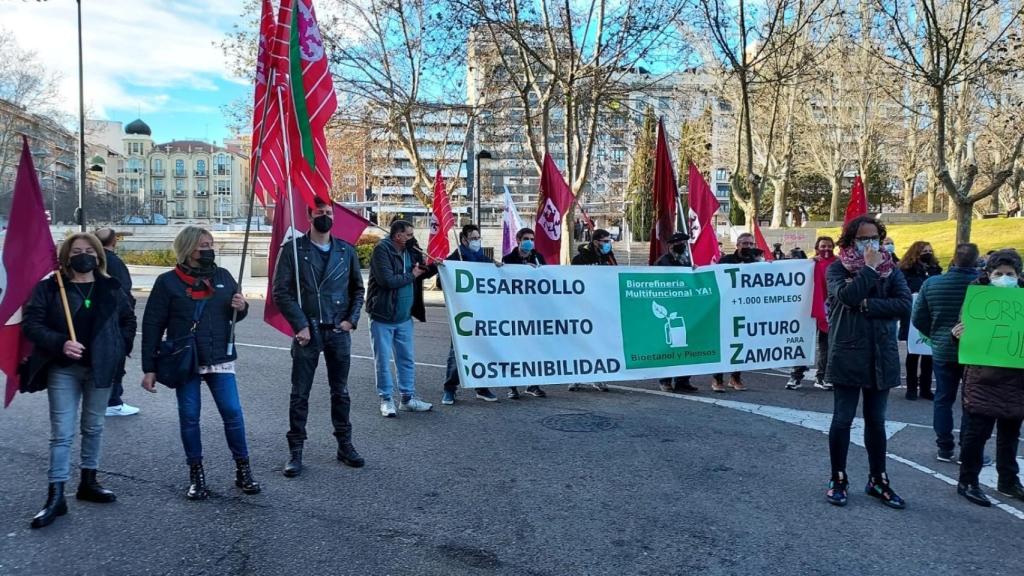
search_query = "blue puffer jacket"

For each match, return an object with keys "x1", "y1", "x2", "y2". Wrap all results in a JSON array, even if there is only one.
[{"x1": 911, "y1": 267, "x2": 980, "y2": 364}]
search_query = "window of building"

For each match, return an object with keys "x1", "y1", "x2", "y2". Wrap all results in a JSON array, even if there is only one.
[
  {"x1": 152, "y1": 179, "x2": 165, "y2": 193},
  {"x1": 175, "y1": 179, "x2": 186, "y2": 196},
  {"x1": 715, "y1": 169, "x2": 729, "y2": 182},
  {"x1": 175, "y1": 159, "x2": 185, "y2": 177},
  {"x1": 196, "y1": 199, "x2": 208, "y2": 217},
  {"x1": 214, "y1": 154, "x2": 230, "y2": 175},
  {"x1": 197, "y1": 180, "x2": 208, "y2": 196},
  {"x1": 196, "y1": 159, "x2": 206, "y2": 175},
  {"x1": 128, "y1": 158, "x2": 142, "y2": 173},
  {"x1": 152, "y1": 159, "x2": 163, "y2": 173},
  {"x1": 611, "y1": 148, "x2": 626, "y2": 163},
  {"x1": 216, "y1": 180, "x2": 231, "y2": 195}
]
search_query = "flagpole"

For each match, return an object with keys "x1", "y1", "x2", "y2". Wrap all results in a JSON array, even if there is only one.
[
  {"x1": 277, "y1": 84, "x2": 303, "y2": 307},
  {"x1": 227, "y1": 68, "x2": 277, "y2": 355}
]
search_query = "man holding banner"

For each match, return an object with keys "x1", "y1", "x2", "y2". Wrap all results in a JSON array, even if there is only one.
[
  {"x1": 712, "y1": 232, "x2": 763, "y2": 392},
  {"x1": 502, "y1": 227, "x2": 548, "y2": 399},
  {"x1": 653, "y1": 232, "x2": 698, "y2": 394}
]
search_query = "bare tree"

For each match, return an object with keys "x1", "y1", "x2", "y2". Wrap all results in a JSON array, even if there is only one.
[
  {"x1": 873, "y1": 0, "x2": 1024, "y2": 243},
  {"x1": 0, "y1": 28, "x2": 63, "y2": 196},
  {"x1": 691, "y1": 0, "x2": 839, "y2": 228}
]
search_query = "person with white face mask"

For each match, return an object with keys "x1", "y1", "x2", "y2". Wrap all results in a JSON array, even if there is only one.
[
  {"x1": 440, "y1": 223, "x2": 502, "y2": 404},
  {"x1": 952, "y1": 249, "x2": 1024, "y2": 507}
]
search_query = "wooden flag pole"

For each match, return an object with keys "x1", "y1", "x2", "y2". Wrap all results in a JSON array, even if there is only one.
[{"x1": 54, "y1": 271, "x2": 78, "y2": 343}]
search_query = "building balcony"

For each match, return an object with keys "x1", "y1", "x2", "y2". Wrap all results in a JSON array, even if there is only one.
[
  {"x1": 173, "y1": 171, "x2": 187, "y2": 178},
  {"x1": 196, "y1": 191, "x2": 209, "y2": 197},
  {"x1": 152, "y1": 190, "x2": 165, "y2": 197},
  {"x1": 194, "y1": 171, "x2": 208, "y2": 178},
  {"x1": 214, "y1": 168, "x2": 231, "y2": 176},
  {"x1": 174, "y1": 190, "x2": 186, "y2": 197},
  {"x1": 151, "y1": 170, "x2": 165, "y2": 176}
]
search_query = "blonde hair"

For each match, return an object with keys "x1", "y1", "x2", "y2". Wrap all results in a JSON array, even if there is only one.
[
  {"x1": 173, "y1": 226, "x2": 214, "y2": 265},
  {"x1": 58, "y1": 233, "x2": 107, "y2": 278}
]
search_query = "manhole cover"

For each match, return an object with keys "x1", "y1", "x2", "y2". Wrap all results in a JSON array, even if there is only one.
[{"x1": 540, "y1": 412, "x2": 619, "y2": 432}]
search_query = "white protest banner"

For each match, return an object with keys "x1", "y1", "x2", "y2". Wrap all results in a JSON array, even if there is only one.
[
  {"x1": 438, "y1": 259, "x2": 816, "y2": 387},
  {"x1": 907, "y1": 293, "x2": 933, "y2": 356}
]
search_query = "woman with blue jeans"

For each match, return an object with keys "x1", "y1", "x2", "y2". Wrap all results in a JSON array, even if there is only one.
[
  {"x1": 140, "y1": 226, "x2": 259, "y2": 500},
  {"x1": 22, "y1": 233, "x2": 137, "y2": 529},
  {"x1": 824, "y1": 216, "x2": 911, "y2": 509}
]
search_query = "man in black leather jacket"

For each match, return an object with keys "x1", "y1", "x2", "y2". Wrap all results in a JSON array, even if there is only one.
[{"x1": 272, "y1": 198, "x2": 366, "y2": 476}]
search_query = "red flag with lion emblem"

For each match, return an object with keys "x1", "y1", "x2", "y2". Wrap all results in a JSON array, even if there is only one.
[{"x1": 534, "y1": 153, "x2": 574, "y2": 265}]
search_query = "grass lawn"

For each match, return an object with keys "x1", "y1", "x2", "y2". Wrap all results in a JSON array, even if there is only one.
[{"x1": 818, "y1": 217, "x2": 1024, "y2": 266}]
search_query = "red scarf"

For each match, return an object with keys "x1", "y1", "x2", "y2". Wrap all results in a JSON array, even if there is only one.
[
  {"x1": 174, "y1": 265, "x2": 215, "y2": 300},
  {"x1": 838, "y1": 246, "x2": 895, "y2": 278},
  {"x1": 811, "y1": 255, "x2": 835, "y2": 333}
]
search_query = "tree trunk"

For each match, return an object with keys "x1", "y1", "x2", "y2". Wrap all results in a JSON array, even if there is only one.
[
  {"x1": 828, "y1": 173, "x2": 842, "y2": 222},
  {"x1": 926, "y1": 168, "x2": 938, "y2": 213},
  {"x1": 901, "y1": 177, "x2": 914, "y2": 212},
  {"x1": 947, "y1": 193, "x2": 958, "y2": 220},
  {"x1": 770, "y1": 178, "x2": 787, "y2": 228},
  {"x1": 989, "y1": 187, "x2": 1001, "y2": 214},
  {"x1": 954, "y1": 199, "x2": 972, "y2": 245}
]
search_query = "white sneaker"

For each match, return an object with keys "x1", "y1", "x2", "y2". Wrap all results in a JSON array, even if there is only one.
[
  {"x1": 785, "y1": 379, "x2": 802, "y2": 390},
  {"x1": 380, "y1": 399, "x2": 397, "y2": 417},
  {"x1": 399, "y1": 398, "x2": 433, "y2": 412},
  {"x1": 105, "y1": 403, "x2": 140, "y2": 416}
]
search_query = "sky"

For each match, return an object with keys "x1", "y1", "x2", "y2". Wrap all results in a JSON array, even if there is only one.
[{"x1": 0, "y1": 0, "x2": 252, "y2": 145}]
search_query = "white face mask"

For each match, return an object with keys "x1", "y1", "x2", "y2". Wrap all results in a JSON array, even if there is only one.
[{"x1": 990, "y1": 275, "x2": 1018, "y2": 288}]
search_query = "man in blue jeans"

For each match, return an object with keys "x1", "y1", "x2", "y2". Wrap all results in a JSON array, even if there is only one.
[
  {"x1": 366, "y1": 220, "x2": 436, "y2": 417},
  {"x1": 912, "y1": 243, "x2": 979, "y2": 462}
]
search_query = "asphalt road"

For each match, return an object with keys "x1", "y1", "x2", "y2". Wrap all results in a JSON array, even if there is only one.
[{"x1": 0, "y1": 299, "x2": 1021, "y2": 576}]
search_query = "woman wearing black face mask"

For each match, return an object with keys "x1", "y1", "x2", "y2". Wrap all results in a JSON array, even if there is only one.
[
  {"x1": 21, "y1": 233, "x2": 137, "y2": 529},
  {"x1": 897, "y1": 241, "x2": 942, "y2": 400},
  {"x1": 140, "y1": 226, "x2": 259, "y2": 500}
]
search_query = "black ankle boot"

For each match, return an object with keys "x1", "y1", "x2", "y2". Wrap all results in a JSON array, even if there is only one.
[
  {"x1": 235, "y1": 458, "x2": 261, "y2": 494},
  {"x1": 31, "y1": 482, "x2": 68, "y2": 529},
  {"x1": 283, "y1": 449, "x2": 303, "y2": 478},
  {"x1": 337, "y1": 444, "x2": 365, "y2": 468},
  {"x1": 76, "y1": 469, "x2": 116, "y2": 503},
  {"x1": 186, "y1": 462, "x2": 209, "y2": 500}
]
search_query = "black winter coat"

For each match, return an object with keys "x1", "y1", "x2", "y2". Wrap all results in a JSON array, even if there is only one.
[
  {"x1": 365, "y1": 237, "x2": 437, "y2": 323},
  {"x1": 21, "y1": 274, "x2": 136, "y2": 393},
  {"x1": 502, "y1": 249, "x2": 547, "y2": 266},
  {"x1": 141, "y1": 267, "x2": 248, "y2": 374},
  {"x1": 961, "y1": 280, "x2": 1024, "y2": 419},
  {"x1": 104, "y1": 248, "x2": 135, "y2": 307},
  {"x1": 654, "y1": 251, "x2": 691, "y2": 267},
  {"x1": 571, "y1": 243, "x2": 617, "y2": 266},
  {"x1": 824, "y1": 261, "x2": 911, "y2": 390},
  {"x1": 272, "y1": 234, "x2": 364, "y2": 333}
]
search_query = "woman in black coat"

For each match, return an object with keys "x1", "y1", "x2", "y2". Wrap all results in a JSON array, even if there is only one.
[
  {"x1": 897, "y1": 241, "x2": 943, "y2": 400},
  {"x1": 140, "y1": 226, "x2": 259, "y2": 500},
  {"x1": 824, "y1": 216, "x2": 912, "y2": 509},
  {"x1": 21, "y1": 233, "x2": 136, "y2": 529}
]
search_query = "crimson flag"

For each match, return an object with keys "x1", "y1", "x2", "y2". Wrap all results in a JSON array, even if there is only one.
[
  {"x1": 844, "y1": 175, "x2": 867, "y2": 225},
  {"x1": 686, "y1": 163, "x2": 721, "y2": 266},
  {"x1": 428, "y1": 170, "x2": 455, "y2": 261},
  {"x1": 534, "y1": 153, "x2": 574, "y2": 265},
  {"x1": 754, "y1": 221, "x2": 774, "y2": 262},
  {"x1": 648, "y1": 119, "x2": 678, "y2": 265},
  {"x1": 274, "y1": 0, "x2": 337, "y2": 207},
  {"x1": 1, "y1": 137, "x2": 59, "y2": 407},
  {"x1": 250, "y1": 0, "x2": 286, "y2": 205}
]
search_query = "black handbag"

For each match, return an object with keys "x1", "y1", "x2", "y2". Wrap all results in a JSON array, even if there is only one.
[{"x1": 155, "y1": 299, "x2": 207, "y2": 388}]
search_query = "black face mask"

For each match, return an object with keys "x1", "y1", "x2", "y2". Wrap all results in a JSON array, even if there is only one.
[
  {"x1": 739, "y1": 247, "x2": 761, "y2": 260},
  {"x1": 921, "y1": 253, "x2": 935, "y2": 264},
  {"x1": 197, "y1": 249, "x2": 216, "y2": 269},
  {"x1": 670, "y1": 243, "x2": 686, "y2": 255},
  {"x1": 313, "y1": 215, "x2": 333, "y2": 234},
  {"x1": 69, "y1": 253, "x2": 98, "y2": 274}
]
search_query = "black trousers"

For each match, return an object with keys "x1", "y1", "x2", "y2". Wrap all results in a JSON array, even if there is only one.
[
  {"x1": 829, "y1": 386, "x2": 890, "y2": 477},
  {"x1": 107, "y1": 355, "x2": 127, "y2": 407},
  {"x1": 659, "y1": 376, "x2": 692, "y2": 387},
  {"x1": 905, "y1": 353, "x2": 933, "y2": 395},
  {"x1": 287, "y1": 327, "x2": 353, "y2": 450},
  {"x1": 791, "y1": 329, "x2": 829, "y2": 382},
  {"x1": 958, "y1": 412, "x2": 1022, "y2": 486}
]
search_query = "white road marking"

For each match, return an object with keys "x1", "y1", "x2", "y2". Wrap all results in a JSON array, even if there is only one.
[
  {"x1": 608, "y1": 384, "x2": 1024, "y2": 521},
  {"x1": 231, "y1": 340, "x2": 448, "y2": 368}
]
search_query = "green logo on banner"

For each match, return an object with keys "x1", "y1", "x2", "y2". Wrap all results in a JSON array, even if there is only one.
[{"x1": 618, "y1": 272, "x2": 721, "y2": 369}]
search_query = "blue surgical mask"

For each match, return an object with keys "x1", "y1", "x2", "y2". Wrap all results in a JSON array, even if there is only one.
[
  {"x1": 884, "y1": 243, "x2": 896, "y2": 254},
  {"x1": 599, "y1": 242, "x2": 612, "y2": 255},
  {"x1": 468, "y1": 239, "x2": 482, "y2": 252},
  {"x1": 520, "y1": 240, "x2": 535, "y2": 252},
  {"x1": 855, "y1": 239, "x2": 880, "y2": 255},
  {"x1": 991, "y1": 275, "x2": 1018, "y2": 288}
]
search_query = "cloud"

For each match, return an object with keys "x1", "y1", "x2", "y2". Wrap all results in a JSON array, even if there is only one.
[{"x1": 0, "y1": 0, "x2": 248, "y2": 119}]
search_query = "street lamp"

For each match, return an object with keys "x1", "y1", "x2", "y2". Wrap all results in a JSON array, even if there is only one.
[{"x1": 475, "y1": 150, "x2": 493, "y2": 225}]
